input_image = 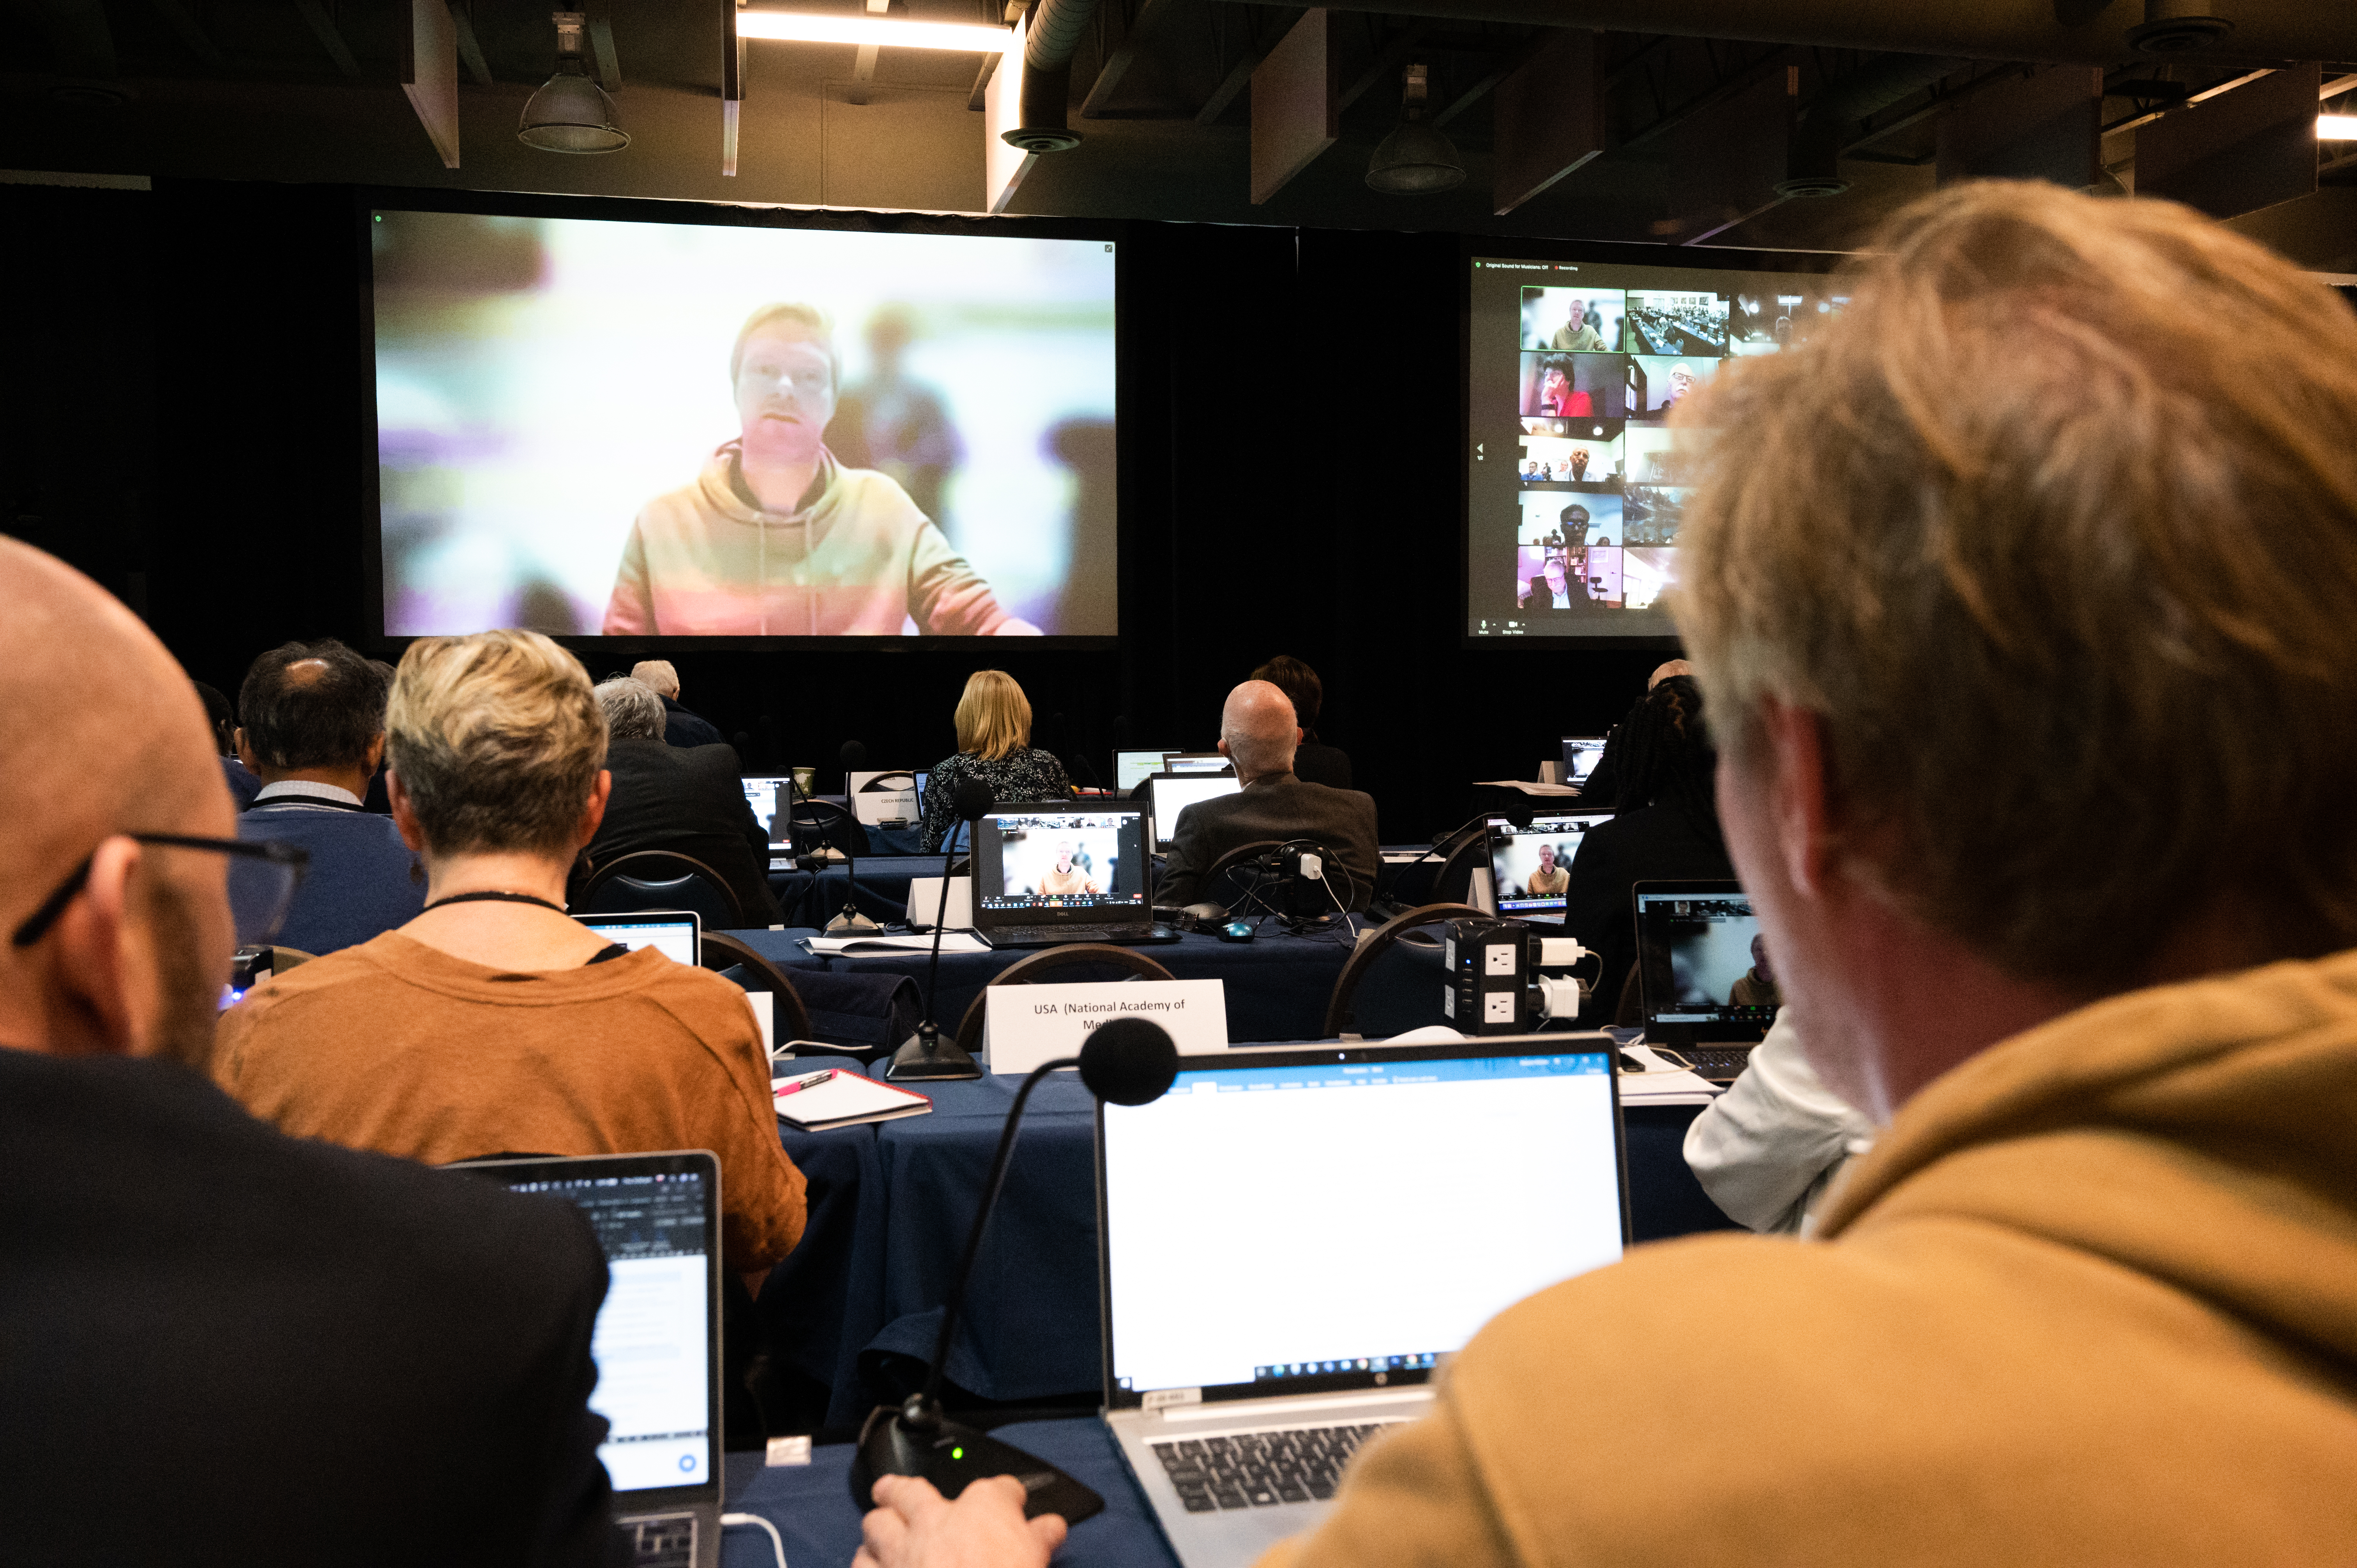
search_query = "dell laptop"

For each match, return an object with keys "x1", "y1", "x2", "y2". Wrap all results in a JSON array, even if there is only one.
[
  {"x1": 1559, "y1": 736, "x2": 1607, "y2": 788},
  {"x1": 739, "y1": 776, "x2": 798, "y2": 870},
  {"x1": 1632, "y1": 879, "x2": 1777, "y2": 1081},
  {"x1": 455, "y1": 1151, "x2": 724, "y2": 1568},
  {"x1": 1146, "y1": 771, "x2": 1244, "y2": 853},
  {"x1": 578, "y1": 911, "x2": 701, "y2": 967},
  {"x1": 1485, "y1": 812, "x2": 1612, "y2": 925},
  {"x1": 970, "y1": 799, "x2": 1157, "y2": 948},
  {"x1": 1099, "y1": 1036, "x2": 1628, "y2": 1566}
]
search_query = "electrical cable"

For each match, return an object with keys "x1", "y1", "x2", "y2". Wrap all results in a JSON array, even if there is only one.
[{"x1": 721, "y1": 1513, "x2": 788, "y2": 1568}]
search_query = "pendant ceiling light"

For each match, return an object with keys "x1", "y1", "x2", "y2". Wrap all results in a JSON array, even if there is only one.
[
  {"x1": 520, "y1": 10, "x2": 629, "y2": 154},
  {"x1": 1367, "y1": 63, "x2": 1464, "y2": 195}
]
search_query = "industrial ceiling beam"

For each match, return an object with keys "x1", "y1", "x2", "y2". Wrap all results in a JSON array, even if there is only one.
[
  {"x1": 293, "y1": 0, "x2": 362, "y2": 77},
  {"x1": 1081, "y1": 0, "x2": 1185, "y2": 117},
  {"x1": 1198, "y1": 7, "x2": 1306, "y2": 125},
  {"x1": 448, "y1": 0, "x2": 493, "y2": 85},
  {"x1": 147, "y1": 0, "x2": 224, "y2": 65}
]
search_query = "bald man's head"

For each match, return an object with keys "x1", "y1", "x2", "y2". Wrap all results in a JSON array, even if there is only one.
[
  {"x1": 1648, "y1": 659, "x2": 1694, "y2": 689},
  {"x1": 1219, "y1": 680, "x2": 1300, "y2": 782},
  {"x1": 0, "y1": 540, "x2": 234, "y2": 1060}
]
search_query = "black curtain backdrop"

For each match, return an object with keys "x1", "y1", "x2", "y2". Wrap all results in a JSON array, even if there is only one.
[{"x1": 4, "y1": 178, "x2": 1673, "y2": 844}]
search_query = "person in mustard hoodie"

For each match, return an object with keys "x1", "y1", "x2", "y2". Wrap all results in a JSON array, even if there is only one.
[
  {"x1": 602, "y1": 302, "x2": 1039, "y2": 637},
  {"x1": 849, "y1": 184, "x2": 2357, "y2": 1566}
]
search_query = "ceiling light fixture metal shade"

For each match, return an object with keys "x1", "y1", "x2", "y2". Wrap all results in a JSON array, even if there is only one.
[
  {"x1": 1367, "y1": 62, "x2": 1464, "y2": 194},
  {"x1": 520, "y1": 11, "x2": 629, "y2": 153},
  {"x1": 2126, "y1": 0, "x2": 2232, "y2": 53}
]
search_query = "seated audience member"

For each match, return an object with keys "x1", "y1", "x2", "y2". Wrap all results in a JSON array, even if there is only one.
[
  {"x1": 215, "y1": 630, "x2": 805, "y2": 1285},
  {"x1": 1558, "y1": 673, "x2": 1733, "y2": 1017},
  {"x1": 1577, "y1": 656, "x2": 1692, "y2": 806},
  {"x1": 1684, "y1": 1014, "x2": 1875, "y2": 1236},
  {"x1": 1159, "y1": 681, "x2": 1380, "y2": 910},
  {"x1": 919, "y1": 670, "x2": 1074, "y2": 851},
  {"x1": 196, "y1": 678, "x2": 261, "y2": 808},
  {"x1": 855, "y1": 182, "x2": 2357, "y2": 1567},
  {"x1": 631, "y1": 657, "x2": 726, "y2": 748},
  {"x1": 0, "y1": 541, "x2": 616, "y2": 1564},
  {"x1": 571, "y1": 677, "x2": 783, "y2": 925},
  {"x1": 232, "y1": 639, "x2": 426, "y2": 955},
  {"x1": 1251, "y1": 654, "x2": 1352, "y2": 789}
]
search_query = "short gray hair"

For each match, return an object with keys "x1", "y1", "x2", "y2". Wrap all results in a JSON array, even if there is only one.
[{"x1": 595, "y1": 678, "x2": 668, "y2": 743}]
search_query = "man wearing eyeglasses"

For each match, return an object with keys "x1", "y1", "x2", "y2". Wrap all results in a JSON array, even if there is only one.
[{"x1": 0, "y1": 538, "x2": 619, "y2": 1565}]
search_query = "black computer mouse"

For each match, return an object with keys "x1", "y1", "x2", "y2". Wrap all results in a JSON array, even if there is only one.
[{"x1": 1217, "y1": 920, "x2": 1256, "y2": 943}]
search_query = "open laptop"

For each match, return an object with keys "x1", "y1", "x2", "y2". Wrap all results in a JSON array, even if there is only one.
[
  {"x1": 455, "y1": 1151, "x2": 724, "y2": 1568},
  {"x1": 578, "y1": 911, "x2": 700, "y2": 966},
  {"x1": 1147, "y1": 770, "x2": 1244, "y2": 852},
  {"x1": 970, "y1": 799, "x2": 1156, "y2": 948},
  {"x1": 1633, "y1": 879, "x2": 1776, "y2": 1081},
  {"x1": 848, "y1": 768, "x2": 921, "y2": 827},
  {"x1": 1486, "y1": 812, "x2": 1612, "y2": 924},
  {"x1": 1560, "y1": 736, "x2": 1608, "y2": 788},
  {"x1": 739, "y1": 776, "x2": 797, "y2": 869},
  {"x1": 1099, "y1": 1037, "x2": 1626, "y2": 1566},
  {"x1": 1161, "y1": 752, "x2": 1232, "y2": 775},
  {"x1": 1115, "y1": 750, "x2": 1176, "y2": 793}
]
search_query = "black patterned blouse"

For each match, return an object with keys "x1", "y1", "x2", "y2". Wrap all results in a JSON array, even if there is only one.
[{"x1": 919, "y1": 747, "x2": 1074, "y2": 851}]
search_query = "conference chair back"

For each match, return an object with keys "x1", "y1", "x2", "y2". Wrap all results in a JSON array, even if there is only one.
[
  {"x1": 1325, "y1": 902, "x2": 1486, "y2": 1040},
  {"x1": 698, "y1": 931, "x2": 815, "y2": 1044},
  {"x1": 580, "y1": 850, "x2": 746, "y2": 929}
]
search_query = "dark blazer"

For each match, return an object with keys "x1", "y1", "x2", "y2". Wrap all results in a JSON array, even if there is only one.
[
  {"x1": 1292, "y1": 741, "x2": 1354, "y2": 790},
  {"x1": 1558, "y1": 803, "x2": 1735, "y2": 1023},
  {"x1": 661, "y1": 695, "x2": 726, "y2": 750},
  {"x1": 239, "y1": 797, "x2": 426, "y2": 955},
  {"x1": 0, "y1": 1049, "x2": 616, "y2": 1567},
  {"x1": 1160, "y1": 770, "x2": 1381, "y2": 911},
  {"x1": 576, "y1": 737, "x2": 783, "y2": 925}
]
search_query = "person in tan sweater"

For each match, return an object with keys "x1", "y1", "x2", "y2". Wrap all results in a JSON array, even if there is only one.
[
  {"x1": 850, "y1": 185, "x2": 2357, "y2": 1564},
  {"x1": 214, "y1": 629, "x2": 805, "y2": 1285}
]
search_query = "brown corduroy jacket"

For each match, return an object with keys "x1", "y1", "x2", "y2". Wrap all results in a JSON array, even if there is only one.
[{"x1": 1264, "y1": 949, "x2": 2357, "y2": 1566}]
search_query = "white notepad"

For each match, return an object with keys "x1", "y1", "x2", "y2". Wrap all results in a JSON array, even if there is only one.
[
  {"x1": 772, "y1": 1070, "x2": 935, "y2": 1131},
  {"x1": 802, "y1": 932, "x2": 991, "y2": 955}
]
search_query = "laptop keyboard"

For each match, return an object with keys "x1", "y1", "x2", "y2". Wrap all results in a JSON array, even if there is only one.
[
  {"x1": 989, "y1": 923, "x2": 1152, "y2": 946},
  {"x1": 623, "y1": 1513, "x2": 696, "y2": 1567},
  {"x1": 1687, "y1": 1045, "x2": 1756, "y2": 1082},
  {"x1": 1149, "y1": 1422, "x2": 1402, "y2": 1512}
]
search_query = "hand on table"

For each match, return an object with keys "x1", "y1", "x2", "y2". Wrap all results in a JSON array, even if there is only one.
[{"x1": 855, "y1": 1474, "x2": 1068, "y2": 1568}]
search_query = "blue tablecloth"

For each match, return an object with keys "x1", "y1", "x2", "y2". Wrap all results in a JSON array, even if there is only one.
[
  {"x1": 758, "y1": 1123, "x2": 894, "y2": 1430},
  {"x1": 722, "y1": 1417, "x2": 1174, "y2": 1568},
  {"x1": 769, "y1": 855, "x2": 938, "y2": 929},
  {"x1": 727, "y1": 926, "x2": 1361, "y2": 1048}
]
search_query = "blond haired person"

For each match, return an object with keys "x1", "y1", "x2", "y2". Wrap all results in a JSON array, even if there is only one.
[
  {"x1": 852, "y1": 185, "x2": 2357, "y2": 1567},
  {"x1": 917, "y1": 671, "x2": 1072, "y2": 851},
  {"x1": 214, "y1": 630, "x2": 806, "y2": 1287}
]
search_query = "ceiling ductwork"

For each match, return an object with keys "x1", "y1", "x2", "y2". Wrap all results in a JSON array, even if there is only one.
[
  {"x1": 1779, "y1": 51, "x2": 1968, "y2": 196},
  {"x1": 1001, "y1": 0, "x2": 1097, "y2": 153},
  {"x1": 1300, "y1": 0, "x2": 2355, "y2": 67}
]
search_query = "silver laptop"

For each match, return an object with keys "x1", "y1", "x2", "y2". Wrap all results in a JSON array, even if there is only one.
[
  {"x1": 1097, "y1": 1036, "x2": 1627, "y2": 1566},
  {"x1": 1633, "y1": 879, "x2": 1776, "y2": 1082},
  {"x1": 578, "y1": 910, "x2": 701, "y2": 966},
  {"x1": 1146, "y1": 770, "x2": 1243, "y2": 852},
  {"x1": 456, "y1": 1151, "x2": 725, "y2": 1568}
]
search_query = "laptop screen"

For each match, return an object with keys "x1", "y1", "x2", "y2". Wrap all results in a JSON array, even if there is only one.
[
  {"x1": 1487, "y1": 812, "x2": 1612, "y2": 922},
  {"x1": 1115, "y1": 750, "x2": 1172, "y2": 793},
  {"x1": 1560, "y1": 737, "x2": 1607, "y2": 785},
  {"x1": 466, "y1": 1155, "x2": 718, "y2": 1496},
  {"x1": 972, "y1": 806, "x2": 1151, "y2": 922},
  {"x1": 1148, "y1": 772, "x2": 1244, "y2": 850},
  {"x1": 1633, "y1": 883, "x2": 1777, "y2": 1043},
  {"x1": 1161, "y1": 753, "x2": 1232, "y2": 775},
  {"x1": 578, "y1": 913, "x2": 698, "y2": 966},
  {"x1": 1101, "y1": 1044, "x2": 1624, "y2": 1402},
  {"x1": 740, "y1": 776, "x2": 795, "y2": 854}
]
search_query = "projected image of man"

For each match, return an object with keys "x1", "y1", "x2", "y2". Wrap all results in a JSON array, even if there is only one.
[
  {"x1": 1037, "y1": 841, "x2": 1101, "y2": 896},
  {"x1": 602, "y1": 302, "x2": 1039, "y2": 637}
]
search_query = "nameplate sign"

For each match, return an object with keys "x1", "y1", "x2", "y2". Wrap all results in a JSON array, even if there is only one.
[
  {"x1": 850, "y1": 770, "x2": 919, "y2": 826},
  {"x1": 986, "y1": 980, "x2": 1228, "y2": 1076}
]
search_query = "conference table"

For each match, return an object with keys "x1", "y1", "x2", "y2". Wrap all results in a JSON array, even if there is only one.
[
  {"x1": 757, "y1": 1060, "x2": 1736, "y2": 1431},
  {"x1": 722, "y1": 1418, "x2": 1170, "y2": 1567}
]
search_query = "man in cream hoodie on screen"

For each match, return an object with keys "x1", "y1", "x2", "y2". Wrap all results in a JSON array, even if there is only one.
[
  {"x1": 847, "y1": 184, "x2": 2357, "y2": 1568},
  {"x1": 603, "y1": 302, "x2": 1039, "y2": 637}
]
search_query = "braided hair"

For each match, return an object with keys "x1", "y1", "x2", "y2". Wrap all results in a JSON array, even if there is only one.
[{"x1": 1609, "y1": 675, "x2": 1722, "y2": 846}]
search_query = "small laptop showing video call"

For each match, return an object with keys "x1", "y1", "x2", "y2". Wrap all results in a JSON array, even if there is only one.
[
  {"x1": 970, "y1": 799, "x2": 1155, "y2": 948},
  {"x1": 577, "y1": 911, "x2": 701, "y2": 966},
  {"x1": 1633, "y1": 879, "x2": 1777, "y2": 1081},
  {"x1": 739, "y1": 776, "x2": 797, "y2": 868},
  {"x1": 1560, "y1": 736, "x2": 1607, "y2": 787},
  {"x1": 1098, "y1": 1036, "x2": 1628, "y2": 1567},
  {"x1": 454, "y1": 1151, "x2": 724, "y2": 1568},
  {"x1": 1148, "y1": 771, "x2": 1245, "y2": 852},
  {"x1": 1486, "y1": 812, "x2": 1612, "y2": 923}
]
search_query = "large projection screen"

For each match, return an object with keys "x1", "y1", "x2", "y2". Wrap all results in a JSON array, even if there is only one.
[
  {"x1": 1465, "y1": 247, "x2": 1837, "y2": 645},
  {"x1": 369, "y1": 206, "x2": 1118, "y2": 641}
]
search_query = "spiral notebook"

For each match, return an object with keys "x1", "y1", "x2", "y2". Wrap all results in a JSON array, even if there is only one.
[{"x1": 771, "y1": 1070, "x2": 934, "y2": 1131}]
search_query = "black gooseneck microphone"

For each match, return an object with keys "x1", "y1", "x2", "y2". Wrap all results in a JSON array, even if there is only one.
[
  {"x1": 826, "y1": 739, "x2": 882, "y2": 934},
  {"x1": 1367, "y1": 802, "x2": 1536, "y2": 920},
  {"x1": 851, "y1": 1017, "x2": 1182, "y2": 1522},
  {"x1": 887, "y1": 780, "x2": 995, "y2": 1082}
]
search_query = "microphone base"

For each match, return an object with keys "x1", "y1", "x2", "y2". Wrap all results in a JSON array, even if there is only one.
[
  {"x1": 887, "y1": 1024, "x2": 982, "y2": 1081},
  {"x1": 849, "y1": 1404, "x2": 1104, "y2": 1525},
  {"x1": 826, "y1": 909, "x2": 884, "y2": 934}
]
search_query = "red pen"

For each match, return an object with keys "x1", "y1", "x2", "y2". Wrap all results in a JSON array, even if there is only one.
[{"x1": 774, "y1": 1068, "x2": 837, "y2": 1097}]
